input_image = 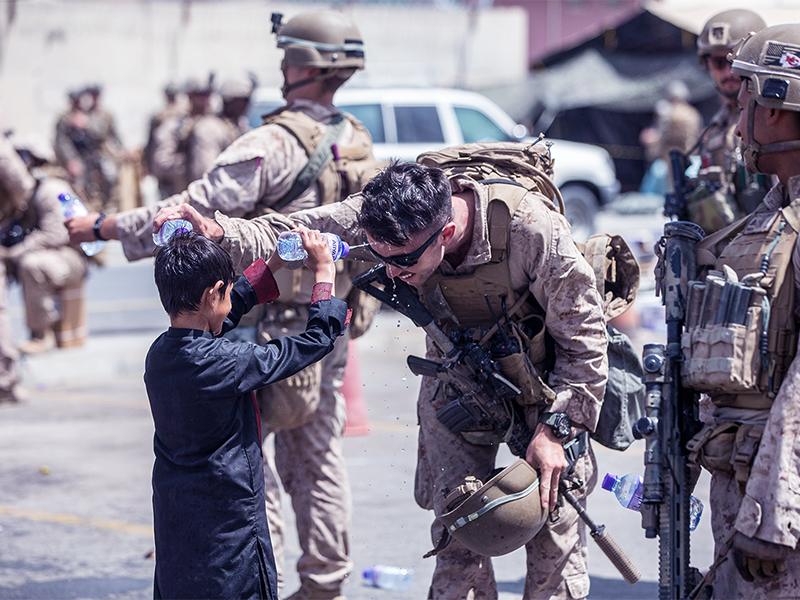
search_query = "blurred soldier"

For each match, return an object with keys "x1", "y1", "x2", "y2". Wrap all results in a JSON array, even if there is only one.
[
  {"x1": 66, "y1": 11, "x2": 382, "y2": 600},
  {"x1": 143, "y1": 82, "x2": 188, "y2": 197},
  {"x1": 687, "y1": 9, "x2": 768, "y2": 232},
  {"x1": 186, "y1": 75, "x2": 254, "y2": 182},
  {"x1": 149, "y1": 78, "x2": 212, "y2": 198},
  {"x1": 0, "y1": 134, "x2": 34, "y2": 403},
  {"x1": 55, "y1": 85, "x2": 124, "y2": 214},
  {"x1": 6, "y1": 133, "x2": 89, "y2": 355},
  {"x1": 683, "y1": 24, "x2": 800, "y2": 599}
]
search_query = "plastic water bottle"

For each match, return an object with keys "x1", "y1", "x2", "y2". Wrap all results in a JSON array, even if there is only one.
[
  {"x1": 153, "y1": 219, "x2": 193, "y2": 246},
  {"x1": 602, "y1": 472, "x2": 643, "y2": 511},
  {"x1": 603, "y1": 472, "x2": 704, "y2": 531},
  {"x1": 362, "y1": 565, "x2": 414, "y2": 591},
  {"x1": 59, "y1": 192, "x2": 105, "y2": 257},
  {"x1": 688, "y1": 495, "x2": 704, "y2": 532},
  {"x1": 276, "y1": 231, "x2": 349, "y2": 262}
]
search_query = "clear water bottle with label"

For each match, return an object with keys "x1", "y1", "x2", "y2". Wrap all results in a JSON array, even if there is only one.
[
  {"x1": 603, "y1": 472, "x2": 704, "y2": 531},
  {"x1": 153, "y1": 219, "x2": 193, "y2": 246},
  {"x1": 602, "y1": 472, "x2": 643, "y2": 511},
  {"x1": 276, "y1": 231, "x2": 349, "y2": 262},
  {"x1": 362, "y1": 565, "x2": 414, "y2": 591},
  {"x1": 59, "y1": 192, "x2": 105, "y2": 257}
]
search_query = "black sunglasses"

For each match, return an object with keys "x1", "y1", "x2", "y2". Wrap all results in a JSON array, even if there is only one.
[
  {"x1": 368, "y1": 223, "x2": 446, "y2": 269},
  {"x1": 706, "y1": 55, "x2": 730, "y2": 70}
]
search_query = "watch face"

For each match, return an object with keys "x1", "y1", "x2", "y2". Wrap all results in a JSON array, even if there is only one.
[{"x1": 542, "y1": 413, "x2": 571, "y2": 438}]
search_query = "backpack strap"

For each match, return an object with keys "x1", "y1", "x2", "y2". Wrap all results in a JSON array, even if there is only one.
[{"x1": 484, "y1": 180, "x2": 528, "y2": 263}]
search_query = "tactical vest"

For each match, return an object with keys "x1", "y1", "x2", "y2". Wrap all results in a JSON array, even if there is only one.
[
  {"x1": 247, "y1": 107, "x2": 378, "y2": 219},
  {"x1": 682, "y1": 195, "x2": 800, "y2": 407}
]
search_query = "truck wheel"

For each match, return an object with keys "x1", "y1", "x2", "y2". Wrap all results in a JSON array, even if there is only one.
[{"x1": 560, "y1": 184, "x2": 598, "y2": 243}]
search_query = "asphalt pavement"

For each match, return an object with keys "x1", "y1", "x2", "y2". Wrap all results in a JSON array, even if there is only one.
[{"x1": 0, "y1": 209, "x2": 716, "y2": 599}]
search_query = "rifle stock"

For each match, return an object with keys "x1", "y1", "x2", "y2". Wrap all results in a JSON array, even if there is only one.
[
  {"x1": 636, "y1": 221, "x2": 705, "y2": 599},
  {"x1": 664, "y1": 150, "x2": 694, "y2": 221}
]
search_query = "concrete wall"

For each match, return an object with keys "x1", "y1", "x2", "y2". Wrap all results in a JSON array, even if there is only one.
[{"x1": 0, "y1": 1, "x2": 527, "y2": 148}]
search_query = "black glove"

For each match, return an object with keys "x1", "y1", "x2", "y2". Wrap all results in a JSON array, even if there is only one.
[{"x1": 732, "y1": 531, "x2": 789, "y2": 582}]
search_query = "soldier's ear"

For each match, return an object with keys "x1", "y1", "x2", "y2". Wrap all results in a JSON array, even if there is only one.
[{"x1": 441, "y1": 222, "x2": 457, "y2": 248}]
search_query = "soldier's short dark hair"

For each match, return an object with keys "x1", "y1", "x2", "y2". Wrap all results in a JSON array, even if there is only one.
[
  {"x1": 154, "y1": 232, "x2": 235, "y2": 318},
  {"x1": 358, "y1": 161, "x2": 452, "y2": 246}
]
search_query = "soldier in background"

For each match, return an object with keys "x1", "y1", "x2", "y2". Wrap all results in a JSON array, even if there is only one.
[
  {"x1": 186, "y1": 75, "x2": 253, "y2": 182},
  {"x1": 54, "y1": 85, "x2": 124, "y2": 215},
  {"x1": 0, "y1": 134, "x2": 34, "y2": 403},
  {"x1": 149, "y1": 78, "x2": 212, "y2": 198},
  {"x1": 143, "y1": 82, "x2": 188, "y2": 198},
  {"x1": 5, "y1": 133, "x2": 89, "y2": 355},
  {"x1": 686, "y1": 9, "x2": 768, "y2": 233}
]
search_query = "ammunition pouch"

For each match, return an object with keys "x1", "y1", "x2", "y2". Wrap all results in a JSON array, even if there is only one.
[
  {"x1": 257, "y1": 304, "x2": 322, "y2": 430},
  {"x1": 687, "y1": 421, "x2": 764, "y2": 495},
  {"x1": 687, "y1": 179, "x2": 740, "y2": 236},
  {"x1": 681, "y1": 273, "x2": 768, "y2": 395}
]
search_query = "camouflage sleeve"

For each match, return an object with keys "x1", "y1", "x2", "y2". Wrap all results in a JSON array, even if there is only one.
[
  {"x1": 735, "y1": 341, "x2": 800, "y2": 547},
  {"x1": 217, "y1": 194, "x2": 367, "y2": 273},
  {"x1": 114, "y1": 125, "x2": 308, "y2": 262},
  {"x1": 511, "y1": 193, "x2": 608, "y2": 431}
]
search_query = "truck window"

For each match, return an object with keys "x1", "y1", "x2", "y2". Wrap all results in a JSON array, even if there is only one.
[
  {"x1": 394, "y1": 106, "x2": 444, "y2": 144},
  {"x1": 339, "y1": 103, "x2": 385, "y2": 144},
  {"x1": 454, "y1": 106, "x2": 513, "y2": 143}
]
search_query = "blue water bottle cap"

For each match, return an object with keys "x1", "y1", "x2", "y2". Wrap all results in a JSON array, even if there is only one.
[
  {"x1": 340, "y1": 241, "x2": 350, "y2": 259},
  {"x1": 601, "y1": 473, "x2": 617, "y2": 491}
]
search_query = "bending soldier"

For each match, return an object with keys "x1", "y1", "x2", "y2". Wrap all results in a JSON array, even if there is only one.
[
  {"x1": 157, "y1": 154, "x2": 609, "y2": 599},
  {"x1": 681, "y1": 24, "x2": 800, "y2": 598},
  {"x1": 66, "y1": 11, "x2": 382, "y2": 600}
]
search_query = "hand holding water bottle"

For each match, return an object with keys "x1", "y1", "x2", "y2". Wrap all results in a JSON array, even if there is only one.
[{"x1": 296, "y1": 228, "x2": 337, "y2": 291}]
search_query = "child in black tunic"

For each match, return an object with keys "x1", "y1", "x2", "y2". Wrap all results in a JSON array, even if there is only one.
[{"x1": 145, "y1": 230, "x2": 349, "y2": 600}]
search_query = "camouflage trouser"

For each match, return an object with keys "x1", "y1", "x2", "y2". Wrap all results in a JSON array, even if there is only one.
[
  {"x1": 709, "y1": 469, "x2": 800, "y2": 599},
  {"x1": 0, "y1": 260, "x2": 19, "y2": 392},
  {"x1": 14, "y1": 248, "x2": 88, "y2": 333},
  {"x1": 416, "y1": 376, "x2": 596, "y2": 600},
  {"x1": 258, "y1": 307, "x2": 352, "y2": 595}
]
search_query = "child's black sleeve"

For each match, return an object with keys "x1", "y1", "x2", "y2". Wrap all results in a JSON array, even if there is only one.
[{"x1": 220, "y1": 258, "x2": 280, "y2": 335}]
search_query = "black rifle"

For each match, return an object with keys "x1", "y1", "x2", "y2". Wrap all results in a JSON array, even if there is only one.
[
  {"x1": 352, "y1": 264, "x2": 641, "y2": 583},
  {"x1": 664, "y1": 150, "x2": 695, "y2": 222},
  {"x1": 635, "y1": 221, "x2": 706, "y2": 599}
]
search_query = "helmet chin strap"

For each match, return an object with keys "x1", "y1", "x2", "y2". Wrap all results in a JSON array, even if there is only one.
[{"x1": 744, "y1": 94, "x2": 800, "y2": 174}]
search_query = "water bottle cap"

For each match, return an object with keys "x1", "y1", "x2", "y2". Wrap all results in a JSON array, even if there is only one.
[
  {"x1": 340, "y1": 241, "x2": 350, "y2": 258},
  {"x1": 601, "y1": 473, "x2": 617, "y2": 491},
  {"x1": 58, "y1": 193, "x2": 71, "y2": 203}
]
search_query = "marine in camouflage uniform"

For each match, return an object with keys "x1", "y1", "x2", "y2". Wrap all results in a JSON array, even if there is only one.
[
  {"x1": 66, "y1": 12, "x2": 380, "y2": 600},
  {"x1": 687, "y1": 10, "x2": 768, "y2": 233},
  {"x1": 7, "y1": 134, "x2": 89, "y2": 355},
  {"x1": 143, "y1": 83, "x2": 188, "y2": 198},
  {"x1": 185, "y1": 76, "x2": 253, "y2": 183},
  {"x1": 164, "y1": 158, "x2": 609, "y2": 598},
  {"x1": 683, "y1": 25, "x2": 800, "y2": 599},
  {"x1": 0, "y1": 135, "x2": 35, "y2": 403}
]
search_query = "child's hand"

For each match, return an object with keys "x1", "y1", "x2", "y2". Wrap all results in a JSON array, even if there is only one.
[
  {"x1": 266, "y1": 250, "x2": 287, "y2": 274},
  {"x1": 300, "y1": 229, "x2": 335, "y2": 286}
]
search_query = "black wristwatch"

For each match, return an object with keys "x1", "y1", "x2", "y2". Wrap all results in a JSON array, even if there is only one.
[
  {"x1": 538, "y1": 412, "x2": 572, "y2": 439},
  {"x1": 93, "y1": 213, "x2": 107, "y2": 241}
]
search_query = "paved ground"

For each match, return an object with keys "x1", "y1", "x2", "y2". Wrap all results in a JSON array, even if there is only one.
[{"x1": 0, "y1": 212, "x2": 716, "y2": 599}]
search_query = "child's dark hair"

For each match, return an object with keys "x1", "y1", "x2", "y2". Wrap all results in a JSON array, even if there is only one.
[{"x1": 154, "y1": 231, "x2": 236, "y2": 318}]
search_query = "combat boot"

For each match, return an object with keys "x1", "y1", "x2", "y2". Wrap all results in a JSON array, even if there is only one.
[
  {"x1": 283, "y1": 582, "x2": 345, "y2": 600},
  {"x1": 19, "y1": 330, "x2": 56, "y2": 355}
]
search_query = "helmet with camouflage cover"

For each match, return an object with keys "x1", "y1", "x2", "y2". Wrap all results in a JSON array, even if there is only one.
[
  {"x1": 436, "y1": 459, "x2": 545, "y2": 557},
  {"x1": 276, "y1": 11, "x2": 365, "y2": 75},
  {"x1": 697, "y1": 9, "x2": 767, "y2": 65},
  {"x1": 730, "y1": 24, "x2": 800, "y2": 172}
]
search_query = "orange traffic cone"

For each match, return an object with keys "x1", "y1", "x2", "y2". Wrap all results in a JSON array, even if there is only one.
[{"x1": 342, "y1": 340, "x2": 370, "y2": 436}]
